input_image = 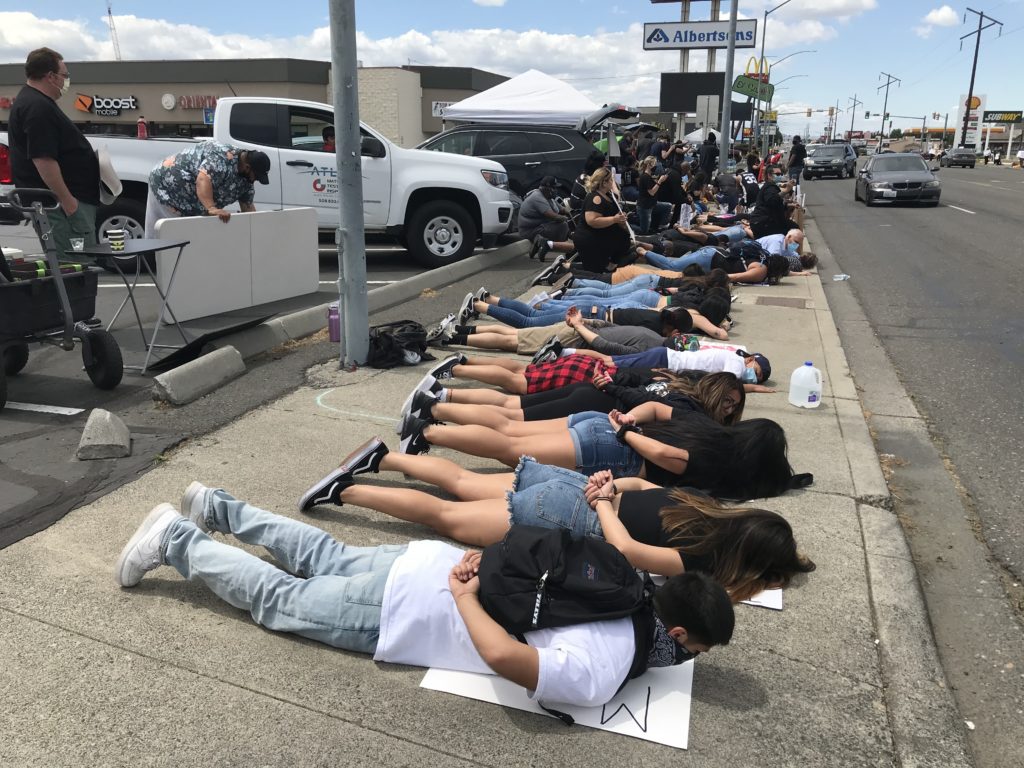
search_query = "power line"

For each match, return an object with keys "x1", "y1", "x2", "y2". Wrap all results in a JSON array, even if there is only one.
[{"x1": 959, "y1": 7, "x2": 1003, "y2": 147}]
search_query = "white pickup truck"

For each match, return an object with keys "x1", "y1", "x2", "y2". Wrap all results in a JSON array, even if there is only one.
[{"x1": 1, "y1": 96, "x2": 514, "y2": 268}]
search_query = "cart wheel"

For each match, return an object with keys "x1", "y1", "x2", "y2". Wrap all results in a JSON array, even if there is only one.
[
  {"x1": 3, "y1": 343, "x2": 30, "y2": 376},
  {"x1": 83, "y1": 330, "x2": 124, "y2": 390}
]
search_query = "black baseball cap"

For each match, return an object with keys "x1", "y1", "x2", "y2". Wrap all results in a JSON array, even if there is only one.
[
  {"x1": 539, "y1": 175, "x2": 558, "y2": 189},
  {"x1": 243, "y1": 149, "x2": 271, "y2": 184}
]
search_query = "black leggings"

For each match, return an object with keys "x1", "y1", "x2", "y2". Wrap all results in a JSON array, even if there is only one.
[{"x1": 520, "y1": 383, "x2": 617, "y2": 421}]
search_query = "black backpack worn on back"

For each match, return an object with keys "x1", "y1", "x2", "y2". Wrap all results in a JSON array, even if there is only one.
[
  {"x1": 477, "y1": 525, "x2": 656, "y2": 722},
  {"x1": 365, "y1": 320, "x2": 435, "y2": 369}
]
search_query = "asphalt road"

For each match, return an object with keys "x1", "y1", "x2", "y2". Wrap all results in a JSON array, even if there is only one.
[{"x1": 805, "y1": 162, "x2": 1024, "y2": 580}]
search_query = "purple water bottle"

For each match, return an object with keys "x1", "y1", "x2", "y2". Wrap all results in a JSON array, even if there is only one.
[{"x1": 327, "y1": 302, "x2": 340, "y2": 342}]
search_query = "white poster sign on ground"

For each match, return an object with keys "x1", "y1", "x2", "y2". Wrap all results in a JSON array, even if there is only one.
[{"x1": 421, "y1": 662, "x2": 695, "y2": 749}]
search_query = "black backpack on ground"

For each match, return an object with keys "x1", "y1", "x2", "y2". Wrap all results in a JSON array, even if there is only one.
[
  {"x1": 728, "y1": 238, "x2": 771, "y2": 266},
  {"x1": 477, "y1": 525, "x2": 656, "y2": 722},
  {"x1": 365, "y1": 320, "x2": 435, "y2": 369}
]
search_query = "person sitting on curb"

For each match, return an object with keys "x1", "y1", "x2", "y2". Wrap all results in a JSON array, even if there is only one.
[
  {"x1": 115, "y1": 487, "x2": 734, "y2": 709},
  {"x1": 519, "y1": 175, "x2": 575, "y2": 262}
]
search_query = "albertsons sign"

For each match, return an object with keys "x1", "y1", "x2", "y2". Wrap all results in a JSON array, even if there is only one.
[{"x1": 644, "y1": 20, "x2": 758, "y2": 50}]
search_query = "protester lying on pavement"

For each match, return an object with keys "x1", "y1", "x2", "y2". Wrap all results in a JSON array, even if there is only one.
[
  {"x1": 393, "y1": 395, "x2": 799, "y2": 500},
  {"x1": 406, "y1": 369, "x2": 744, "y2": 433},
  {"x1": 115, "y1": 488, "x2": 733, "y2": 709},
  {"x1": 298, "y1": 445, "x2": 815, "y2": 601}
]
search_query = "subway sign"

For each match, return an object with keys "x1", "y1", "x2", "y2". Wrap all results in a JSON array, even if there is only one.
[
  {"x1": 982, "y1": 111, "x2": 1022, "y2": 123},
  {"x1": 644, "y1": 20, "x2": 758, "y2": 50}
]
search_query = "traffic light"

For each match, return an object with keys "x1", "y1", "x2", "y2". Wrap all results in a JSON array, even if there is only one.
[
  {"x1": 865, "y1": 110, "x2": 871, "y2": 119},
  {"x1": 884, "y1": 112, "x2": 890, "y2": 121},
  {"x1": 806, "y1": 108, "x2": 812, "y2": 117},
  {"x1": 932, "y1": 112, "x2": 940, "y2": 120},
  {"x1": 828, "y1": 107, "x2": 834, "y2": 117}
]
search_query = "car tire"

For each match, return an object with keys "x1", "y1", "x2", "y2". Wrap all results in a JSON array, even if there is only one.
[
  {"x1": 3, "y1": 343, "x2": 30, "y2": 376},
  {"x1": 406, "y1": 200, "x2": 478, "y2": 269},
  {"x1": 95, "y1": 197, "x2": 154, "y2": 273},
  {"x1": 840, "y1": 165, "x2": 850, "y2": 179}
]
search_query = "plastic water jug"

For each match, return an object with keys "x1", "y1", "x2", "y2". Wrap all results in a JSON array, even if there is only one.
[{"x1": 788, "y1": 361, "x2": 822, "y2": 409}]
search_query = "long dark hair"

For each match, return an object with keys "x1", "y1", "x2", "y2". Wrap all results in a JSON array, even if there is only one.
[{"x1": 659, "y1": 489, "x2": 816, "y2": 602}]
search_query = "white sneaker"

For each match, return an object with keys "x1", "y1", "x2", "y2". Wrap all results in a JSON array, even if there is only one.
[
  {"x1": 114, "y1": 503, "x2": 182, "y2": 587},
  {"x1": 181, "y1": 481, "x2": 212, "y2": 532},
  {"x1": 528, "y1": 291, "x2": 550, "y2": 307}
]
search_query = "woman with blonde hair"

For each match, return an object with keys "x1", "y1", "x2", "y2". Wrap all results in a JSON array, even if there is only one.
[
  {"x1": 574, "y1": 166, "x2": 634, "y2": 273},
  {"x1": 299, "y1": 448, "x2": 815, "y2": 603}
]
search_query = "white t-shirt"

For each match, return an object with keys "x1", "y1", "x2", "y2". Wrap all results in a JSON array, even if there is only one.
[
  {"x1": 374, "y1": 540, "x2": 636, "y2": 708},
  {"x1": 664, "y1": 347, "x2": 746, "y2": 377}
]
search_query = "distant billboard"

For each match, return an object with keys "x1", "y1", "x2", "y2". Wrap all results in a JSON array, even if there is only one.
[{"x1": 659, "y1": 72, "x2": 726, "y2": 113}]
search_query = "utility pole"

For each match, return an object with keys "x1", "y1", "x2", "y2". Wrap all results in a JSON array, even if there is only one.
[
  {"x1": 718, "y1": 0, "x2": 739, "y2": 170},
  {"x1": 329, "y1": 0, "x2": 369, "y2": 368},
  {"x1": 848, "y1": 93, "x2": 863, "y2": 138},
  {"x1": 959, "y1": 8, "x2": 1002, "y2": 148},
  {"x1": 877, "y1": 71, "x2": 900, "y2": 150}
]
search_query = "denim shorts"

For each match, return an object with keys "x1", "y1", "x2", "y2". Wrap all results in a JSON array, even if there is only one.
[
  {"x1": 507, "y1": 457, "x2": 604, "y2": 538},
  {"x1": 566, "y1": 412, "x2": 645, "y2": 477}
]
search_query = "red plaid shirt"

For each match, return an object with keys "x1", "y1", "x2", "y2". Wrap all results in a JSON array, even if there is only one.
[{"x1": 524, "y1": 355, "x2": 617, "y2": 394}]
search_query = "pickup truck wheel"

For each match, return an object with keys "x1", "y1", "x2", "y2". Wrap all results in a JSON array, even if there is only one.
[
  {"x1": 407, "y1": 201, "x2": 477, "y2": 269},
  {"x1": 95, "y1": 198, "x2": 154, "y2": 273}
]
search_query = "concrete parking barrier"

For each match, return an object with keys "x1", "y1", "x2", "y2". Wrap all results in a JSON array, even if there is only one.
[
  {"x1": 152, "y1": 345, "x2": 245, "y2": 405},
  {"x1": 76, "y1": 408, "x2": 131, "y2": 460}
]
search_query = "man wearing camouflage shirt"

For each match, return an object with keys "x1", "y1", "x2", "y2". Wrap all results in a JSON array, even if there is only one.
[{"x1": 144, "y1": 141, "x2": 271, "y2": 237}]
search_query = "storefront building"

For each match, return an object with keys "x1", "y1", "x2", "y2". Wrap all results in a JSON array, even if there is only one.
[{"x1": 0, "y1": 58, "x2": 506, "y2": 148}]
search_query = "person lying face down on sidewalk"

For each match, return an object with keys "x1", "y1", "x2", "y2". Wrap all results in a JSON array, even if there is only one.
[
  {"x1": 298, "y1": 445, "x2": 815, "y2": 601},
  {"x1": 395, "y1": 388, "x2": 800, "y2": 501},
  {"x1": 404, "y1": 368, "x2": 746, "y2": 430},
  {"x1": 115, "y1": 487, "x2": 734, "y2": 709}
]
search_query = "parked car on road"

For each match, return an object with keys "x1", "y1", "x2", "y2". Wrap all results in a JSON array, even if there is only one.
[
  {"x1": 417, "y1": 105, "x2": 639, "y2": 199},
  {"x1": 803, "y1": 143, "x2": 858, "y2": 179},
  {"x1": 854, "y1": 152, "x2": 941, "y2": 206},
  {"x1": 939, "y1": 147, "x2": 977, "y2": 168}
]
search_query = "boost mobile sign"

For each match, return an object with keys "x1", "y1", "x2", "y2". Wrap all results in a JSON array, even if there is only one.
[{"x1": 644, "y1": 20, "x2": 757, "y2": 50}]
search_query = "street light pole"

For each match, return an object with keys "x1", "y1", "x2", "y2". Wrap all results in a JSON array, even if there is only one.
[
  {"x1": 718, "y1": 0, "x2": 740, "y2": 170},
  {"x1": 752, "y1": 0, "x2": 793, "y2": 158},
  {"x1": 848, "y1": 93, "x2": 862, "y2": 138}
]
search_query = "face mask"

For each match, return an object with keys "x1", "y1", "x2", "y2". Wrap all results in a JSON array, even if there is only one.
[
  {"x1": 56, "y1": 74, "x2": 70, "y2": 97},
  {"x1": 787, "y1": 241, "x2": 800, "y2": 253},
  {"x1": 741, "y1": 367, "x2": 758, "y2": 384},
  {"x1": 773, "y1": 175, "x2": 785, "y2": 184}
]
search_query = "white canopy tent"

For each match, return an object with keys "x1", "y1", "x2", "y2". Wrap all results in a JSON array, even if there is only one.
[{"x1": 441, "y1": 69, "x2": 598, "y2": 127}]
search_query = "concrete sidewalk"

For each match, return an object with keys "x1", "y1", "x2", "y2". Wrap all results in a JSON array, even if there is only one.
[{"x1": 0, "y1": 254, "x2": 973, "y2": 766}]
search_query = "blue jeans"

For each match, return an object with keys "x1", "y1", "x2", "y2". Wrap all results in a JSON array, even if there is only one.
[
  {"x1": 636, "y1": 201, "x2": 672, "y2": 234},
  {"x1": 566, "y1": 412, "x2": 646, "y2": 477},
  {"x1": 788, "y1": 165, "x2": 803, "y2": 182},
  {"x1": 508, "y1": 458, "x2": 604, "y2": 539},
  {"x1": 567, "y1": 274, "x2": 660, "y2": 296},
  {"x1": 162, "y1": 489, "x2": 407, "y2": 653},
  {"x1": 717, "y1": 224, "x2": 748, "y2": 245},
  {"x1": 487, "y1": 298, "x2": 634, "y2": 327},
  {"x1": 541, "y1": 290, "x2": 660, "y2": 309},
  {"x1": 610, "y1": 347, "x2": 669, "y2": 369},
  {"x1": 643, "y1": 245, "x2": 718, "y2": 272}
]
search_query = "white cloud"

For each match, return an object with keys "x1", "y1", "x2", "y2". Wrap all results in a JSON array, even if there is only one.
[
  {"x1": 914, "y1": 25, "x2": 933, "y2": 39},
  {"x1": 923, "y1": 5, "x2": 959, "y2": 26},
  {"x1": 472, "y1": 0, "x2": 508, "y2": 6},
  {"x1": 741, "y1": 0, "x2": 877, "y2": 22}
]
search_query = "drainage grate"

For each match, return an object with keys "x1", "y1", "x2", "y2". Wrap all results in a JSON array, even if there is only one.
[{"x1": 755, "y1": 296, "x2": 809, "y2": 309}]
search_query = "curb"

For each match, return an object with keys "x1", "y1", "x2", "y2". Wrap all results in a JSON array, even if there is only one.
[{"x1": 155, "y1": 238, "x2": 529, "y2": 404}]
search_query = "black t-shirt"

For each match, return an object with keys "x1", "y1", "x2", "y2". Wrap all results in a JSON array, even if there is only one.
[
  {"x1": 8, "y1": 85, "x2": 100, "y2": 206},
  {"x1": 788, "y1": 143, "x2": 807, "y2": 168},
  {"x1": 657, "y1": 167, "x2": 684, "y2": 205},
  {"x1": 714, "y1": 173, "x2": 739, "y2": 193},
  {"x1": 637, "y1": 173, "x2": 657, "y2": 209},
  {"x1": 608, "y1": 308, "x2": 662, "y2": 333},
  {"x1": 640, "y1": 410, "x2": 732, "y2": 489},
  {"x1": 615, "y1": 487, "x2": 715, "y2": 573},
  {"x1": 739, "y1": 171, "x2": 760, "y2": 204}
]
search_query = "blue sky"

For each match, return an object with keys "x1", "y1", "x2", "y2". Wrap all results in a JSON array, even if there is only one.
[{"x1": 2, "y1": 1, "x2": 1022, "y2": 137}]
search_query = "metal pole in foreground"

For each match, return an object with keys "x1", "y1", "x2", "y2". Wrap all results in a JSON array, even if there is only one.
[
  {"x1": 329, "y1": 0, "x2": 369, "y2": 369},
  {"x1": 718, "y1": 0, "x2": 739, "y2": 171}
]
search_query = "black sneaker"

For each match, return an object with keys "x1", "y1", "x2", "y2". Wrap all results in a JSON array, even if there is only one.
[
  {"x1": 530, "y1": 253, "x2": 570, "y2": 286},
  {"x1": 531, "y1": 336, "x2": 563, "y2": 365},
  {"x1": 428, "y1": 354, "x2": 465, "y2": 381},
  {"x1": 551, "y1": 272, "x2": 575, "y2": 292},
  {"x1": 535, "y1": 238, "x2": 552, "y2": 263},
  {"x1": 298, "y1": 467, "x2": 354, "y2": 512},
  {"x1": 529, "y1": 234, "x2": 545, "y2": 260},
  {"x1": 340, "y1": 436, "x2": 389, "y2": 475},
  {"x1": 475, "y1": 286, "x2": 490, "y2": 303},
  {"x1": 398, "y1": 413, "x2": 431, "y2": 455},
  {"x1": 397, "y1": 374, "x2": 439, "y2": 435},
  {"x1": 410, "y1": 388, "x2": 440, "y2": 422},
  {"x1": 457, "y1": 292, "x2": 478, "y2": 325}
]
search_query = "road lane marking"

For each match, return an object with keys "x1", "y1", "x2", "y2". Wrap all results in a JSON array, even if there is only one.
[
  {"x1": 947, "y1": 205, "x2": 975, "y2": 214},
  {"x1": 99, "y1": 283, "x2": 155, "y2": 288},
  {"x1": 318, "y1": 280, "x2": 396, "y2": 285},
  {"x1": 878, "y1": 224, "x2": 893, "y2": 227},
  {"x1": 4, "y1": 402, "x2": 84, "y2": 416}
]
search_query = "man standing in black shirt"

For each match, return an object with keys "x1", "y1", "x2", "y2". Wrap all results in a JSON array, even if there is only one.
[
  {"x1": 8, "y1": 48, "x2": 100, "y2": 256},
  {"x1": 698, "y1": 133, "x2": 720, "y2": 177},
  {"x1": 787, "y1": 135, "x2": 807, "y2": 182}
]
